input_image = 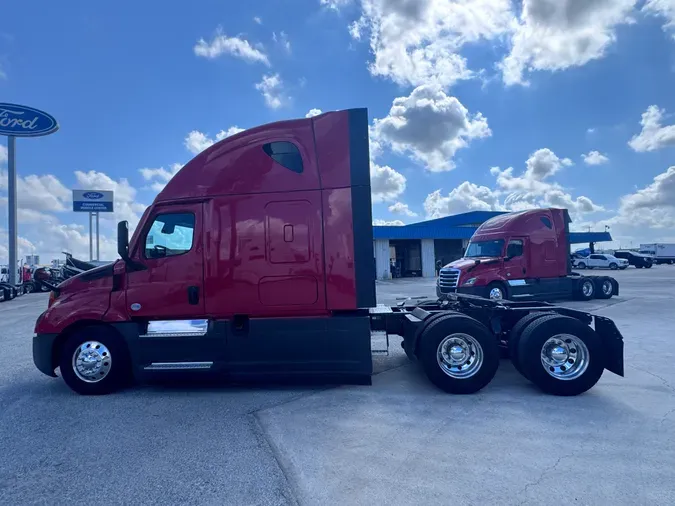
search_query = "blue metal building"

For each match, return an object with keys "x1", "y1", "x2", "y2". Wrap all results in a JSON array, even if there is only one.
[{"x1": 373, "y1": 211, "x2": 612, "y2": 280}]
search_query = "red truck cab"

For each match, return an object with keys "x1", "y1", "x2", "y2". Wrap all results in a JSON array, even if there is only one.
[
  {"x1": 34, "y1": 109, "x2": 377, "y2": 392},
  {"x1": 437, "y1": 209, "x2": 617, "y2": 301}
]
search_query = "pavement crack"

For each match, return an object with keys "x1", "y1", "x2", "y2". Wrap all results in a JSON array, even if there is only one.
[
  {"x1": 660, "y1": 406, "x2": 675, "y2": 426},
  {"x1": 627, "y1": 364, "x2": 675, "y2": 392},
  {"x1": 516, "y1": 454, "x2": 570, "y2": 505}
]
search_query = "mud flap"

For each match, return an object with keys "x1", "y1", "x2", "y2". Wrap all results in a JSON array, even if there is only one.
[{"x1": 595, "y1": 316, "x2": 624, "y2": 376}]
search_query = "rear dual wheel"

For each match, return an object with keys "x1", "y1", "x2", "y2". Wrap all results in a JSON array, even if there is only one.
[
  {"x1": 418, "y1": 314, "x2": 499, "y2": 394},
  {"x1": 513, "y1": 314, "x2": 603, "y2": 396}
]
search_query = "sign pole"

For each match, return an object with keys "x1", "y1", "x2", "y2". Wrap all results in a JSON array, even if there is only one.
[
  {"x1": 96, "y1": 212, "x2": 100, "y2": 261},
  {"x1": 7, "y1": 136, "x2": 17, "y2": 286},
  {"x1": 89, "y1": 212, "x2": 93, "y2": 261}
]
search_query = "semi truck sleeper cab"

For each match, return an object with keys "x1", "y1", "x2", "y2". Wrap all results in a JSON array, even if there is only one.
[
  {"x1": 437, "y1": 209, "x2": 619, "y2": 302},
  {"x1": 33, "y1": 109, "x2": 625, "y2": 397}
]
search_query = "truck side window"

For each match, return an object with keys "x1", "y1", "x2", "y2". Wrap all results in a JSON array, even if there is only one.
[
  {"x1": 540, "y1": 216, "x2": 552, "y2": 229},
  {"x1": 144, "y1": 213, "x2": 195, "y2": 259},
  {"x1": 506, "y1": 239, "x2": 523, "y2": 258},
  {"x1": 263, "y1": 142, "x2": 304, "y2": 173}
]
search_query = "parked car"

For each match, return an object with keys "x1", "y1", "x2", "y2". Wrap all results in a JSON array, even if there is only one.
[
  {"x1": 612, "y1": 250, "x2": 653, "y2": 268},
  {"x1": 573, "y1": 254, "x2": 628, "y2": 270}
]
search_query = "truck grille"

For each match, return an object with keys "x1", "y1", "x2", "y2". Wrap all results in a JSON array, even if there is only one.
[{"x1": 438, "y1": 268, "x2": 460, "y2": 292}]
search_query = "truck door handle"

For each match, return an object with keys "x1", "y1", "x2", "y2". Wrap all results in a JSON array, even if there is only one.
[{"x1": 188, "y1": 286, "x2": 199, "y2": 305}]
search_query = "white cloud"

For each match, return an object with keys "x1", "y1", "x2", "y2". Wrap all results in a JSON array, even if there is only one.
[
  {"x1": 370, "y1": 162, "x2": 406, "y2": 202},
  {"x1": 582, "y1": 150, "x2": 610, "y2": 165},
  {"x1": 347, "y1": 0, "x2": 514, "y2": 88},
  {"x1": 0, "y1": 144, "x2": 7, "y2": 165},
  {"x1": 628, "y1": 105, "x2": 675, "y2": 152},
  {"x1": 273, "y1": 31, "x2": 292, "y2": 53},
  {"x1": 254, "y1": 16, "x2": 262, "y2": 24},
  {"x1": 424, "y1": 183, "x2": 501, "y2": 219},
  {"x1": 424, "y1": 148, "x2": 602, "y2": 220},
  {"x1": 372, "y1": 85, "x2": 491, "y2": 172},
  {"x1": 321, "y1": 0, "x2": 353, "y2": 10},
  {"x1": 373, "y1": 218, "x2": 405, "y2": 226},
  {"x1": 587, "y1": 127, "x2": 596, "y2": 134},
  {"x1": 388, "y1": 201, "x2": 417, "y2": 217},
  {"x1": 643, "y1": 0, "x2": 675, "y2": 39},
  {"x1": 139, "y1": 163, "x2": 183, "y2": 192},
  {"x1": 593, "y1": 166, "x2": 675, "y2": 245},
  {"x1": 306, "y1": 108, "x2": 323, "y2": 118},
  {"x1": 0, "y1": 170, "x2": 70, "y2": 212},
  {"x1": 255, "y1": 73, "x2": 286, "y2": 109},
  {"x1": 500, "y1": 0, "x2": 638, "y2": 86},
  {"x1": 184, "y1": 126, "x2": 245, "y2": 155},
  {"x1": 194, "y1": 30, "x2": 270, "y2": 66}
]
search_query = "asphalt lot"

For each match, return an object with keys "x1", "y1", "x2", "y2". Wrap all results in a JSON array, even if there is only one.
[{"x1": 1, "y1": 267, "x2": 674, "y2": 505}]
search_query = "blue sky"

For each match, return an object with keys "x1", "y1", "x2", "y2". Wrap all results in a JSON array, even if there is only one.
[{"x1": 1, "y1": 0, "x2": 675, "y2": 262}]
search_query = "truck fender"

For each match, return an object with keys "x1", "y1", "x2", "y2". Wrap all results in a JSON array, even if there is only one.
[{"x1": 407, "y1": 309, "x2": 469, "y2": 357}]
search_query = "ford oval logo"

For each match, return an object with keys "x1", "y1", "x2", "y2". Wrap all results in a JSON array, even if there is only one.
[
  {"x1": 0, "y1": 103, "x2": 59, "y2": 137},
  {"x1": 83, "y1": 192, "x2": 104, "y2": 199}
]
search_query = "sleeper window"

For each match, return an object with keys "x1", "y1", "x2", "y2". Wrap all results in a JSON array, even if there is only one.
[
  {"x1": 144, "y1": 213, "x2": 195, "y2": 259},
  {"x1": 263, "y1": 142, "x2": 304, "y2": 173}
]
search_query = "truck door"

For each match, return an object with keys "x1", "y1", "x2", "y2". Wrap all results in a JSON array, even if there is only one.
[
  {"x1": 504, "y1": 238, "x2": 527, "y2": 280},
  {"x1": 125, "y1": 203, "x2": 205, "y2": 319}
]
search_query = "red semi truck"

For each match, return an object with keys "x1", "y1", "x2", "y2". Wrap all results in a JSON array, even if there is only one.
[
  {"x1": 33, "y1": 109, "x2": 624, "y2": 397},
  {"x1": 437, "y1": 209, "x2": 619, "y2": 302}
]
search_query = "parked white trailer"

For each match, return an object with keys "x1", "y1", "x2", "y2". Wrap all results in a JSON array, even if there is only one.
[{"x1": 639, "y1": 243, "x2": 675, "y2": 264}]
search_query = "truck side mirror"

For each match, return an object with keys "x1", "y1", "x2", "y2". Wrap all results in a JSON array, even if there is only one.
[{"x1": 117, "y1": 220, "x2": 130, "y2": 261}]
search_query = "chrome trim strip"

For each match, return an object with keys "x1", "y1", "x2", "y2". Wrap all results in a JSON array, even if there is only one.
[
  {"x1": 507, "y1": 279, "x2": 527, "y2": 286},
  {"x1": 144, "y1": 319, "x2": 208, "y2": 337},
  {"x1": 144, "y1": 362, "x2": 213, "y2": 370}
]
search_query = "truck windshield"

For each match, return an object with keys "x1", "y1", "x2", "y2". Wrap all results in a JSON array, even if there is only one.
[{"x1": 464, "y1": 239, "x2": 504, "y2": 258}]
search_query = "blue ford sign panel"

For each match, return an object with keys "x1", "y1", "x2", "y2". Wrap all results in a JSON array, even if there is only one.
[
  {"x1": 73, "y1": 189, "x2": 114, "y2": 212},
  {"x1": 0, "y1": 103, "x2": 59, "y2": 137}
]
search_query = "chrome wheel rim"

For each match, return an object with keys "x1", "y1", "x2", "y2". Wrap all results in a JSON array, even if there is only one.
[
  {"x1": 582, "y1": 281, "x2": 593, "y2": 297},
  {"x1": 437, "y1": 333, "x2": 483, "y2": 379},
  {"x1": 541, "y1": 334, "x2": 589, "y2": 380},
  {"x1": 72, "y1": 341, "x2": 112, "y2": 383},
  {"x1": 489, "y1": 287, "x2": 503, "y2": 300},
  {"x1": 602, "y1": 280, "x2": 612, "y2": 295}
]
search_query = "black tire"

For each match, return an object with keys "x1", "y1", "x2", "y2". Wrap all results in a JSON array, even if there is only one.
[
  {"x1": 59, "y1": 325, "x2": 132, "y2": 395},
  {"x1": 577, "y1": 262, "x2": 586, "y2": 269},
  {"x1": 594, "y1": 277, "x2": 614, "y2": 299},
  {"x1": 574, "y1": 277, "x2": 595, "y2": 300},
  {"x1": 485, "y1": 281, "x2": 508, "y2": 301},
  {"x1": 646, "y1": 264, "x2": 652, "y2": 269},
  {"x1": 507, "y1": 312, "x2": 557, "y2": 378},
  {"x1": 517, "y1": 315, "x2": 603, "y2": 396},
  {"x1": 418, "y1": 314, "x2": 499, "y2": 394},
  {"x1": 609, "y1": 262, "x2": 618, "y2": 270}
]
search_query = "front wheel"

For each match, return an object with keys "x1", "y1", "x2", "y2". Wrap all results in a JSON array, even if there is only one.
[
  {"x1": 609, "y1": 263, "x2": 618, "y2": 270},
  {"x1": 577, "y1": 262, "x2": 586, "y2": 269},
  {"x1": 646, "y1": 264, "x2": 652, "y2": 269},
  {"x1": 517, "y1": 315, "x2": 603, "y2": 396},
  {"x1": 59, "y1": 325, "x2": 132, "y2": 395},
  {"x1": 418, "y1": 314, "x2": 499, "y2": 394},
  {"x1": 486, "y1": 282, "x2": 508, "y2": 301}
]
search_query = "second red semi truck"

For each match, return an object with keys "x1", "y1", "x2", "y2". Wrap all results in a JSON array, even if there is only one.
[
  {"x1": 437, "y1": 209, "x2": 619, "y2": 301},
  {"x1": 33, "y1": 109, "x2": 625, "y2": 397}
]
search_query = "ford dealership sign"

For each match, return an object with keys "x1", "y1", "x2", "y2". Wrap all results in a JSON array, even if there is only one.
[
  {"x1": 0, "y1": 103, "x2": 59, "y2": 137},
  {"x1": 73, "y1": 190, "x2": 114, "y2": 212}
]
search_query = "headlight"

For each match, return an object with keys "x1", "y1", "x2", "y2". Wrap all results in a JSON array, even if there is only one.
[{"x1": 463, "y1": 277, "x2": 477, "y2": 286}]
